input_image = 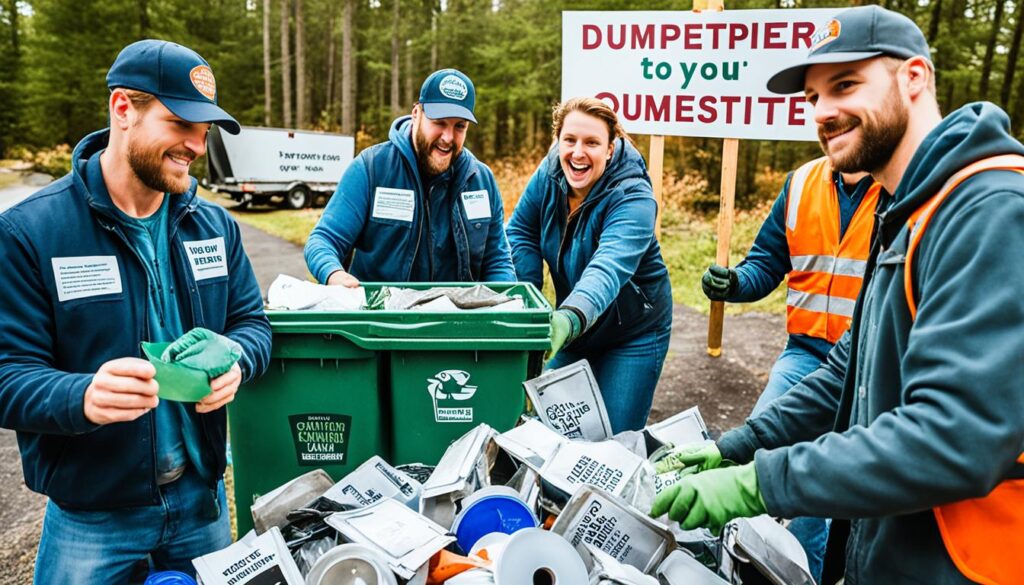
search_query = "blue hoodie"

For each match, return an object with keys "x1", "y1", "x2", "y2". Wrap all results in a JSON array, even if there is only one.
[
  {"x1": 718, "y1": 103, "x2": 1024, "y2": 583},
  {"x1": 506, "y1": 139, "x2": 672, "y2": 351},
  {"x1": 305, "y1": 116, "x2": 516, "y2": 283},
  {"x1": 0, "y1": 129, "x2": 272, "y2": 510}
]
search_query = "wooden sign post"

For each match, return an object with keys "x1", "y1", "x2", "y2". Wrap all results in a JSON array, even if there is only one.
[
  {"x1": 649, "y1": 135, "x2": 665, "y2": 239},
  {"x1": 707, "y1": 137, "x2": 738, "y2": 357}
]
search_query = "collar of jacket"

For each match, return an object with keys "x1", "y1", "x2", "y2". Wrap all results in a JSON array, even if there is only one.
[
  {"x1": 544, "y1": 137, "x2": 649, "y2": 205},
  {"x1": 70, "y1": 129, "x2": 200, "y2": 230}
]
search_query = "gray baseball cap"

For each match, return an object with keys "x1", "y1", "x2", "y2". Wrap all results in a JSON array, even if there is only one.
[{"x1": 767, "y1": 5, "x2": 932, "y2": 95}]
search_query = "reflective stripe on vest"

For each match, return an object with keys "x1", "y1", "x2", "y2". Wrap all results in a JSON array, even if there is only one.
[
  {"x1": 785, "y1": 156, "x2": 881, "y2": 344},
  {"x1": 904, "y1": 154, "x2": 1024, "y2": 585}
]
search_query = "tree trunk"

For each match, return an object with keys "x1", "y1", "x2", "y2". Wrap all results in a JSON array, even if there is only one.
[
  {"x1": 405, "y1": 39, "x2": 414, "y2": 109},
  {"x1": 980, "y1": 1, "x2": 1007, "y2": 101},
  {"x1": 1001, "y1": 0, "x2": 1024, "y2": 106},
  {"x1": 280, "y1": 0, "x2": 292, "y2": 128},
  {"x1": 295, "y1": 0, "x2": 306, "y2": 128},
  {"x1": 390, "y1": 0, "x2": 401, "y2": 116},
  {"x1": 927, "y1": 0, "x2": 943, "y2": 45},
  {"x1": 431, "y1": 10, "x2": 438, "y2": 71},
  {"x1": 9, "y1": 0, "x2": 19, "y2": 56},
  {"x1": 342, "y1": 0, "x2": 355, "y2": 134},
  {"x1": 263, "y1": 0, "x2": 273, "y2": 126},
  {"x1": 326, "y1": 9, "x2": 336, "y2": 112},
  {"x1": 137, "y1": 0, "x2": 150, "y2": 37}
]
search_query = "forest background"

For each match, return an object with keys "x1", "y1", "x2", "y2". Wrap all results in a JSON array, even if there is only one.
[{"x1": 0, "y1": 0, "x2": 1021, "y2": 310}]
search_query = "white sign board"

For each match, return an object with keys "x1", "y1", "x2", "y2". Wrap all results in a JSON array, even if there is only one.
[
  {"x1": 562, "y1": 9, "x2": 843, "y2": 141},
  {"x1": 219, "y1": 126, "x2": 355, "y2": 183}
]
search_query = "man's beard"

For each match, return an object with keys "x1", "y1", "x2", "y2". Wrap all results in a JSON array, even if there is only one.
[
  {"x1": 819, "y1": 86, "x2": 908, "y2": 175},
  {"x1": 414, "y1": 124, "x2": 461, "y2": 176},
  {"x1": 127, "y1": 139, "x2": 194, "y2": 194}
]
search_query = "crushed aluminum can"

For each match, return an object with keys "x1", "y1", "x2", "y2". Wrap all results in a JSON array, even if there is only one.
[
  {"x1": 321, "y1": 455, "x2": 422, "y2": 511},
  {"x1": 523, "y1": 360, "x2": 613, "y2": 442},
  {"x1": 249, "y1": 469, "x2": 334, "y2": 534},
  {"x1": 550, "y1": 485, "x2": 675, "y2": 574},
  {"x1": 419, "y1": 424, "x2": 497, "y2": 529},
  {"x1": 324, "y1": 498, "x2": 455, "y2": 580},
  {"x1": 192, "y1": 527, "x2": 304, "y2": 585},
  {"x1": 720, "y1": 515, "x2": 815, "y2": 585},
  {"x1": 584, "y1": 544, "x2": 659, "y2": 584},
  {"x1": 656, "y1": 549, "x2": 730, "y2": 584},
  {"x1": 493, "y1": 418, "x2": 567, "y2": 472},
  {"x1": 645, "y1": 406, "x2": 709, "y2": 448}
]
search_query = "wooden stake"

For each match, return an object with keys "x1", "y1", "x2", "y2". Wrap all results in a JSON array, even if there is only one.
[
  {"x1": 707, "y1": 138, "x2": 739, "y2": 357},
  {"x1": 649, "y1": 135, "x2": 665, "y2": 239}
]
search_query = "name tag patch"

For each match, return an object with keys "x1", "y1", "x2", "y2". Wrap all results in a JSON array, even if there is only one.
[
  {"x1": 372, "y1": 187, "x2": 415, "y2": 222},
  {"x1": 461, "y1": 190, "x2": 491, "y2": 220},
  {"x1": 184, "y1": 237, "x2": 228, "y2": 281},
  {"x1": 52, "y1": 256, "x2": 123, "y2": 302}
]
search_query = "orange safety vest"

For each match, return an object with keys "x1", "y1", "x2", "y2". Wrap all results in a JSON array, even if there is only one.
[
  {"x1": 904, "y1": 154, "x2": 1024, "y2": 585},
  {"x1": 784, "y1": 157, "x2": 881, "y2": 344}
]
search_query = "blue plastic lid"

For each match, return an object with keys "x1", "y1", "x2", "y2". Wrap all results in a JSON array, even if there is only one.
[
  {"x1": 452, "y1": 492, "x2": 538, "y2": 554},
  {"x1": 144, "y1": 571, "x2": 198, "y2": 585}
]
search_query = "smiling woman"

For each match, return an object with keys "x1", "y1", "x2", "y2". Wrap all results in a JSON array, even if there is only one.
[{"x1": 505, "y1": 97, "x2": 674, "y2": 433}]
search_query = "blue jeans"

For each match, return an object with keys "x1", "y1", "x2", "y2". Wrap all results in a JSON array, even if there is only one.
[
  {"x1": 34, "y1": 468, "x2": 230, "y2": 585},
  {"x1": 547, "y1": 324, "x2": 672, "y2": 434},
  {"x1": 751, "y1": 344, "x2": 830, "y2": 583}
]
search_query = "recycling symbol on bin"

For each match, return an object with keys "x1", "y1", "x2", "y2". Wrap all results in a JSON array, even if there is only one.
[{"x1": 427, "y1": 370, "x2": 478, "y2": 400}]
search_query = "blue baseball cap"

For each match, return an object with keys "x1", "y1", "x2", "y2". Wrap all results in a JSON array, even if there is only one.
[
  {"x1": 418, "y1": 69, "x2": 477, "y2": 123},
  {"x1": 106, "y1": 40, "x2": 241, "y2": 134},
  {"x1": 767, "y1": 6, "x2": 932, "y2": 95}
]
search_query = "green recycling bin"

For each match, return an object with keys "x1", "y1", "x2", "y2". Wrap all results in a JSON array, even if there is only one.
[
  {"x1": 228, "y1": 331, "x2": 386, "y2": 535},
  {"x1": 229, "y1": 282, "x2": 550, "y2": 533}
]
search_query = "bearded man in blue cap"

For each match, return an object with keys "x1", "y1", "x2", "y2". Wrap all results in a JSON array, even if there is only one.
[
  {"x1": 305, "y1": 69, "x2": 516, "y2": 286},
  {"x1": 0, "y1": 40, "x2": 271, "y2": 582},
  {"x1": 652, "y1": 5, "x2": 1024, "y2": 583}
]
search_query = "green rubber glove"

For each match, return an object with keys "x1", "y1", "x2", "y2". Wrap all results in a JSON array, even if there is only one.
[
  {"x1": 654, "y1": 442, "x2": 724, "y2": 474},
  {"x1": 548, "y1": 309, "x2": 582, "y2": 360},
  {"x1": 161, "y1": 327, "x2": 242, "y2": 379},
  {"x1": 649, "y1": 462, "x2": 766, "y2": 534},
  {"x1": 701, "y1": 264, "x2": 738, "y2": 301}
]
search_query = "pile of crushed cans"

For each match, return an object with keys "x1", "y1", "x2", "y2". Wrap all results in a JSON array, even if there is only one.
[{"x1": 189, "y1": 360, "x2": 816, "y2": 585}]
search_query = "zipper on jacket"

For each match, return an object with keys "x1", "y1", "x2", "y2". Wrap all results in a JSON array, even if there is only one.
[{"x1": 100, "y1": 221, "x2": 161, "y2": 503}]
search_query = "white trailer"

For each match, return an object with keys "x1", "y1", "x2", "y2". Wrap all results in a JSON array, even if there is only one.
[{"x1": 205, "y1": 125, "x2": 355, "y2": 209}]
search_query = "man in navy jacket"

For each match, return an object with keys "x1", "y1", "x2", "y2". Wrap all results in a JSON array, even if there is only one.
[
  {"x1": 0, "y1": 41, "x2": 271, "y2": 582},
  {"x1": 305, "y1": 69, "x2": 516, "y2": 285}
]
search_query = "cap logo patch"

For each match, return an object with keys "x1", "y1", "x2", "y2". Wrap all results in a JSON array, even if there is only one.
[
  {"x1": 438, "y1": 75, "x2": 468, "y2": 101},
  {"x1": 190, "y1": 65, "x2": 217, "y2": 100},
  {"x1": 810, "y1": 19, "x2": 841, "y2": 51}
]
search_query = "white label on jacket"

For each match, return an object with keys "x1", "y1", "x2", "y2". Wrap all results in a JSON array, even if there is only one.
[
  {"x1": 372, "y1": 187, "x2": 415, "y2": 222},
  {"x1": 51, "y1": 256, "x2": 123, "y2": 302},
  {"x1": 183, "y1": 237, "x2": 228, "y2": 281},
  {"x1": 461, "y1": 190, "x2": 491, "y2": 220}
]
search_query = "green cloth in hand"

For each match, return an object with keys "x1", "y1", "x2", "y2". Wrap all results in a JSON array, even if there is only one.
[
  {"x1": 161, "y1": 327, "x2": 242, "y2": 379},
  {"x1": 649, "y1": 462, "x2": 766, "y2": 534},
  {"x1": 654, "y1": 442, "x2": 724, "y2": 474}
]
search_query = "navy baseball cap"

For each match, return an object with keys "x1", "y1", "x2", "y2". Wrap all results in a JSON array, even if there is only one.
[
  {"x1": 418, "y1": 69, "x2": 477, "y2": 123},
  {"x1": 767, "y1": 6, "x2": 932, "y2": 95},
  {"x1": 106, "y1": 40, "x2": 241, "y2": 134}
]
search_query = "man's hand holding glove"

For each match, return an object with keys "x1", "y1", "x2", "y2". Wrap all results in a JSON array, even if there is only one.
[
  {"x1": 162, "y1": 328, "x2": 244, "y2": 413},
  {"x1": 549, "y1": 308, "x2": 584, "y2": 360},
  {"x1": 701, "y1": 264, "x2": 738, "y2": 301},
  {"x1": 649, "y1": 462, "x2": 766, "y2": 534}
]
